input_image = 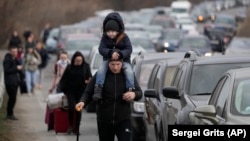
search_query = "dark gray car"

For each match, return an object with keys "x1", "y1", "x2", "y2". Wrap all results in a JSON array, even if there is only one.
[
  {"x1": 189, "y1": 67, "x2": 250, "y2": 125},
  {"x1": 176, "y1": 34, "x2": 212, "y2": 56}
]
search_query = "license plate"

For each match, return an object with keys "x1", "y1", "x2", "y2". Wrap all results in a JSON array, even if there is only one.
[{"x1": 211, "y1": 40, "x2": 219, "y2": 44}]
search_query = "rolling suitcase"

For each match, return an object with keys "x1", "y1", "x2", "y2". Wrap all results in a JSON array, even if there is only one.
[
  {"x1": 45, "y1": 105, "x2": 54, "y2": 131},
  {"x1": 54, "y1": 108, "x2": 69, "y2": 134}
]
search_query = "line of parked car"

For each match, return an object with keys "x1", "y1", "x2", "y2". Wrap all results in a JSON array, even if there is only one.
[{"x1": 132, "y1": 51, "x2": 250, "y2": 141}]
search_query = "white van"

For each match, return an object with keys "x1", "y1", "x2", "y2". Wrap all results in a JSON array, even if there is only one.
[{"x1": 170, "y1": 0, "x2": 192, "y2": 19}]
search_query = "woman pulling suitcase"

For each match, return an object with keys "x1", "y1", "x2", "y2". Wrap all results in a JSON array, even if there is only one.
[{"x1": 59, "y1": 51, "x2": 92, "y2": 134}]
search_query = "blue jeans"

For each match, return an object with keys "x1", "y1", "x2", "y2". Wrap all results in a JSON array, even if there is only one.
[
  {"x1": 25, "y1": 70, "x2": 37, "y2": 93},
  {"x1": 96, "y1": 61, "x2": 134, "y2": 89}
]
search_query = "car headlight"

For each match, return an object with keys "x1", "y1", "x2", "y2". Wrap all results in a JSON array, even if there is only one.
[
  {"x1": 198, "y1": 16, "x2": 203, "y2": 21},
  {"x1": 164, "y1": 42, "x2": 169, "y2": 48},
  {"x1": 133, "y1": 102, "x2": 145, "y2": 113},
  {"x1": 205, "y1": 52, "x2": 213, "y2": 57}
]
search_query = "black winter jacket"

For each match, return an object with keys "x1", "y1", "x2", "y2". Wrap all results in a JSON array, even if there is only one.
[
  {"x1": 59, "y1": 63, "x2": 92, "y2": 97},
  {"x1": 37, "y1": 48, "x2": 49, "y2": 69},
  {"x1": 3, "y1": 53, "x2": 21, "y2": 86},
  {"x1": 80, "y1": 69, "x2": 142, "y2": 123},
  {"x1": 99, "y1": 12, "x2": 132, "y2": 64},
  {"x1": 9, "y1": 36, "x2": 22, "y2": 48}
]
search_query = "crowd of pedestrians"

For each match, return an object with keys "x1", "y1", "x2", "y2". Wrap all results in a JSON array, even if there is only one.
[
  {"x1": 3, "y1": 22, "x2": 51, "y2": 120},
  {"x1": 3, "y1": 12, "x2": 143, "y2": 141}
]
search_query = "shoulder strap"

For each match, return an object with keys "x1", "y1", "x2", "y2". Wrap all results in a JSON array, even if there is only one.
[{"x1": 116, "y1": 32, "x2": 125, "y2": 45}]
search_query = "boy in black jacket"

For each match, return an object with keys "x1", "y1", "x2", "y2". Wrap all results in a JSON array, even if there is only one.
[
  {"x1": 93, "y1": 12, "x2": 135, "y2": 101},
  {"x1": 76, "y1": 58, "x2": 142, "y2": 141}
]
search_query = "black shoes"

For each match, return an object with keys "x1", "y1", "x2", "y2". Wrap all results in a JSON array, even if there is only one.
[
  {"x1": 92, "y1": 84, "x2": 103, "y2": 101},
  {"x1": 7, "y1": 115, "x2": 18, "y2": 120}
]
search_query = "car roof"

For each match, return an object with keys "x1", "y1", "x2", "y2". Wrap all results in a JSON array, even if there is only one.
[
  {"x1": 216, "y1": 14, "x2": 235, "y2": 19},
  {"x1": 134, "y1": 52, "x2": 185, "y2": 61},
  {"x1": 157, "y1": 58, "x2": 183, "y2": 67},
  {"x1": 188, "y1": 55, "x2": 250, "y2": 65}
]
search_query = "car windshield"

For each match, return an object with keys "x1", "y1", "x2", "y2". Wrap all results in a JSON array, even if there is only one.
[
  {"x1": 163, "y1": 31, "x2": 182, "y2": 40},
  {"x1": 139, "y1": 64, "x2": 155, "y2": 90},
  {"x1": 172, "y1": 8, "x2": 188, "y2": 13},
  {"x1": 189, "y1": 63, "x2": 250, "y2": 95},
  {"x1": 65, "y1": 39, "x2": 98, "y2": 50},
  {"x1": 180, "y1": 37, "x2": 208, "y2": 48},
  {"x1": 233, "y1": 78, "x2": 250, "y2": 116},
  {"x1": 214, "y1": 16, "x2": 235, "y2": 25}
]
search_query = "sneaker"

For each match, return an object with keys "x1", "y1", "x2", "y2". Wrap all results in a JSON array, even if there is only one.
[
  {"x1": 7, "y1": 115, "x2": 18, "y2": 120},
  {"x1": 92, "y1": 84, "x2": 102, "y2": 101}
]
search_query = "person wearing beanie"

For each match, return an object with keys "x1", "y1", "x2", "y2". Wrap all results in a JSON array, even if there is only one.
[
  {"x1": 75, "y1": 58, "x2": 142, "y2": 141},
  {"x1": 92, "y1": 12, "x2": 135, "y2": 102},
  {"x1": 104, "y1": 19, "x2": 120, "y2": 32}
]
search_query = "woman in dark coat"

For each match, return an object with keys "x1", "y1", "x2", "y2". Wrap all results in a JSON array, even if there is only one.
[{"x1": 59, "y1": 51, "x2": 92, "y2": 134}]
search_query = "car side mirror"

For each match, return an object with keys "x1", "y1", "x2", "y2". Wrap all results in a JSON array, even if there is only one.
[
  {"x1": 144, "y1": 89, "x2": 157, "y2": 98},
  {"x1": 144, "y1": 89, "x2": 160, "y2": 100},
  {"x1": 189, "y1": 105, "x2": 220, "y2": 125},
  {"x1": 162, "y1": 86, "x2": 180, "y2": 99}
]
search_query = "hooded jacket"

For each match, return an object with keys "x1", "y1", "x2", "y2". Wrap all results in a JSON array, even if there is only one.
[
  {"x1": 59, "y1": 51, "x2": 92, "y2": 98},
  {"x1": 99, "y1": 12, "x2": 133, "y2": 64},
  {"x1": 3, "y1": 53, "x2": 21, "y2": 86},
  {"x1": 80, "y1": 69, "x2": 142, "y2": 123}
]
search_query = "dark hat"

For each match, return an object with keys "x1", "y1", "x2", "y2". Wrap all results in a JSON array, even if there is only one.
[{"x1": 105, "y1": 20, "x2": 120, "y2": 32}]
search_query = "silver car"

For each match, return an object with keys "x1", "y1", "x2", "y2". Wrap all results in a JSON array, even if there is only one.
[{"x1": 189, "y1": 67, "x2": 250, "y2": 125}]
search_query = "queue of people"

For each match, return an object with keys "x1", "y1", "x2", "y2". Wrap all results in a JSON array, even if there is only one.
[
  {"x1": 3, "y1": 12, "x2": 143, "y2": 141},
  {"x1": 3, "y1": 23, "x2": 51, "y2": 120}
]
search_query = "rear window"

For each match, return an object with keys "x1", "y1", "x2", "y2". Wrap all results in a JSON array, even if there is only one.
[{"x1": 189, "y1": 63, "x2": 250, "y2": 95}]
